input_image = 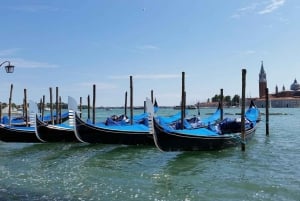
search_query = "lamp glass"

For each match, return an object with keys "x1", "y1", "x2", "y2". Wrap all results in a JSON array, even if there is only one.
[{"x1": 5, "y1": 65, "x2": 14, "y2": 73}]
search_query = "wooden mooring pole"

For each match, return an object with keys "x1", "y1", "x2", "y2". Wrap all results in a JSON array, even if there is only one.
[
  {"x1": 93, "y1": 84, "x2": 96, "y2": 124},
  {"x1": 130, "y1": 76, "x2": 133, "y2": 125},
  {"x1": 39, "y1": 98, "x2": 42, "y2": 115},
  {"x1": 151, "y1": 90, "x2": 154, "y2": 103},
  {"x1": 49, "y1": 87, "x2": 54, "y2": 125},
  {"x1": 24, "y1": 89, "x2": 28, "y2": 127},
  {"x1": 56, "y1": 87, "x2": 59, "y2": 124},
  {"x1": 59, "y1": 96, "x2": 62, "y2": 124},
  {"x1": 220, "y1": 88, "x2": 224, "y2": 121},
  {"x1": 8, "y1": 84, "x2": 13, "y2": 126},
  {"x1": 265, "y1": 87, "x2": 270, "y2": 136},
  {"x1": 124, "y1": 91, "x2": 127, "y2": 116},
  {"x1": 87, "y1": 95, "x2": 90, "y2": 120},
  {"x1": 197, "y1": 101, "x2": 200, "y2": 116},
  {"x1": 79, "y1": 97, "x2": 82, "y2": 118},
  {"x1": 181, "y1": 72, "x2": 185, "y2": 130},
  {"x1": 0, "y1": 102, "x2": 2, "y2": 122},
  {"x1": 184, "y1": 91, "x2": 186, "y2": 118},
  {"x1": 241, "y1": 69, "x2": 246, "y2": 152},
  {"x1": 42, "y1": 95, "x2": 45, "y2": 121}
]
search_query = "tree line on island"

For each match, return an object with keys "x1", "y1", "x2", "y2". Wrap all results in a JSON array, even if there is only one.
[{"x1": 209, "y1": 94, "x2": 240, "y2": 107}]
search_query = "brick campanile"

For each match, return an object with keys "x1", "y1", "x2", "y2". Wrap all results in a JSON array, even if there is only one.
[{"x1": 259, "y1": 61, "x2": 267, "y2": 98}]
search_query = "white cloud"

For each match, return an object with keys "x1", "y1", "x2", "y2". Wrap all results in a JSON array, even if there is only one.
[
  {"x1": 4, "y1": 5, "x2": 59, "y2": 12},
  {"x1": 109, "y1": 74, "x2": 181, "y2": 80},
  {"x1": 11, "y1": 58, "x2": 59, "y2": 68},
  {"x1": 232, "y1": 0, "x2": 285, "y2": 18},
  {"x1": 136, "y1": 45, "x2": 159, "y2": 50},
  {"x1": 230, "y1": 14, "x2": 241, "y2": 19},
  {"x1": 0, "y1": 48, "x2": 21, "y2": 56},
  {"x1": 244, "y1": 50, "x2": 256, "y2": 55},
  {"x1": 239, "y1": 3, "x2": 259, "y2": 12},
  {"x1": 258, "y1": 0, "x2": 286, "y2": 14},
  {"x1": 231, "y1": 3, "x2": 259, "y2": 18}
]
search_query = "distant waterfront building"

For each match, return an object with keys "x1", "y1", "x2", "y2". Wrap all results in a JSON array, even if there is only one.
[
  {"x1": 290, "y1": 78, "x2": 300, "y2": 91},
  {"x1": 251, "y1": 62, "x2": 300, "y2": 108}
]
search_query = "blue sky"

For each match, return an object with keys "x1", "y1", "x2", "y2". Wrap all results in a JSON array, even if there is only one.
[{"x1": 0, "y1": 0, "x2": 299, "y2": 106}]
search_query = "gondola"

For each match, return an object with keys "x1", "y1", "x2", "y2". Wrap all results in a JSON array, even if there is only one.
[
  {"x1": 71, "y1": 96, "x2": 154, "y2": 145},
  {"x1": 0, "y1": 124, "x2": 41, "y2": 143},
  {"x1": 1, "y1": 111, "x2": 69, "y2": 127},
  {"x1": 35, "y1": 114, "x2": 77, "y2": 143},
  {"x1": 0, "y1": 101, "x2": 42, "y2": 143},
  {"x1": 34, "y1": 97, "x2": 79, "y2": 142},
  {"x1": 152, "y1": 100, "x2": 260, "y2": 151},
  {"x1": 73, "y1": 97, "x2": 221, "y2": 146},
  {"x1": 0, "y1": 112, "x2": 72, "y2": 143},
  {"x1": 74, "y1": 112, "x2": 154, "y2": 145}
]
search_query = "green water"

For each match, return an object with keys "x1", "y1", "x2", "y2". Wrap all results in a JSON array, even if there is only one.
[{"x1": 0, "y1": 108, "x2": 299, "y2": 201}]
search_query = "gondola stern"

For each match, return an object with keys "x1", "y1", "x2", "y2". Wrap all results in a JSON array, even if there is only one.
[
  {"x1": 73, "y1": 112, "x2": 88, "y2": 143},
  {"x1": 34, "y1": 114, "x2": 47, "y2": 143}
]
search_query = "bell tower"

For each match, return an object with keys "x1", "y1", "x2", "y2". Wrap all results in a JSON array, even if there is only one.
[{"x1": 259, "y1": 61, "x2": 267, "y2": 98}]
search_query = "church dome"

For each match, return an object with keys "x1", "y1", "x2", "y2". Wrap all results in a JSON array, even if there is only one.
[{"x1": 290, "y1": 78, "x2": 300, "y2": 91}]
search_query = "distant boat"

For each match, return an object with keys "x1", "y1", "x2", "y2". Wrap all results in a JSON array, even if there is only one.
[
  {"x1": 1, "y1": 106, "x2": 22, "y2": 116},
  {"x1": 133, "y1": 106, "x2": 145, "y2": 110},
  {"x1": 173, "y1": 105, "x2": 197, "y2": 110}
]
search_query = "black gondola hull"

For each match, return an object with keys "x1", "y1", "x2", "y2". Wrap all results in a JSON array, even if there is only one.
[
  {"x1": 74, "y1": 113, "x2": 154, "y2": 145},
  {"x1": 153, "y1": 118, "x2": 256, "y2": 151},
  {"x1": 36, "y1": 116, "x2": 78, "y2": 142},
  {"x1": 0, "y1": 124, "x2": 40, "y2": 143}
]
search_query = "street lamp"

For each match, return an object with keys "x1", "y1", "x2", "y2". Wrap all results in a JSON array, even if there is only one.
[{"x1": 0, "y1": 61, "x2": 15, "y2": 73}]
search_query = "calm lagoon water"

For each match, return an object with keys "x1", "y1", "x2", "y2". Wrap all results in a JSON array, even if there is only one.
[{"x1": 0, "y1": 107, "x2": 299, "y2": 201}]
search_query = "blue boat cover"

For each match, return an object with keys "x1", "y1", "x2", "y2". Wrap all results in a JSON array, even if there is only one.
[
  {"x1": 85, "y1": 113, "x2": 150, "y2": 132},
  {"x1": 201, "y1": 109, "x2": 221, "y2": 125},
  {"x1": 157, "y1": 104, "x2": 260, "y2": 136}
]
